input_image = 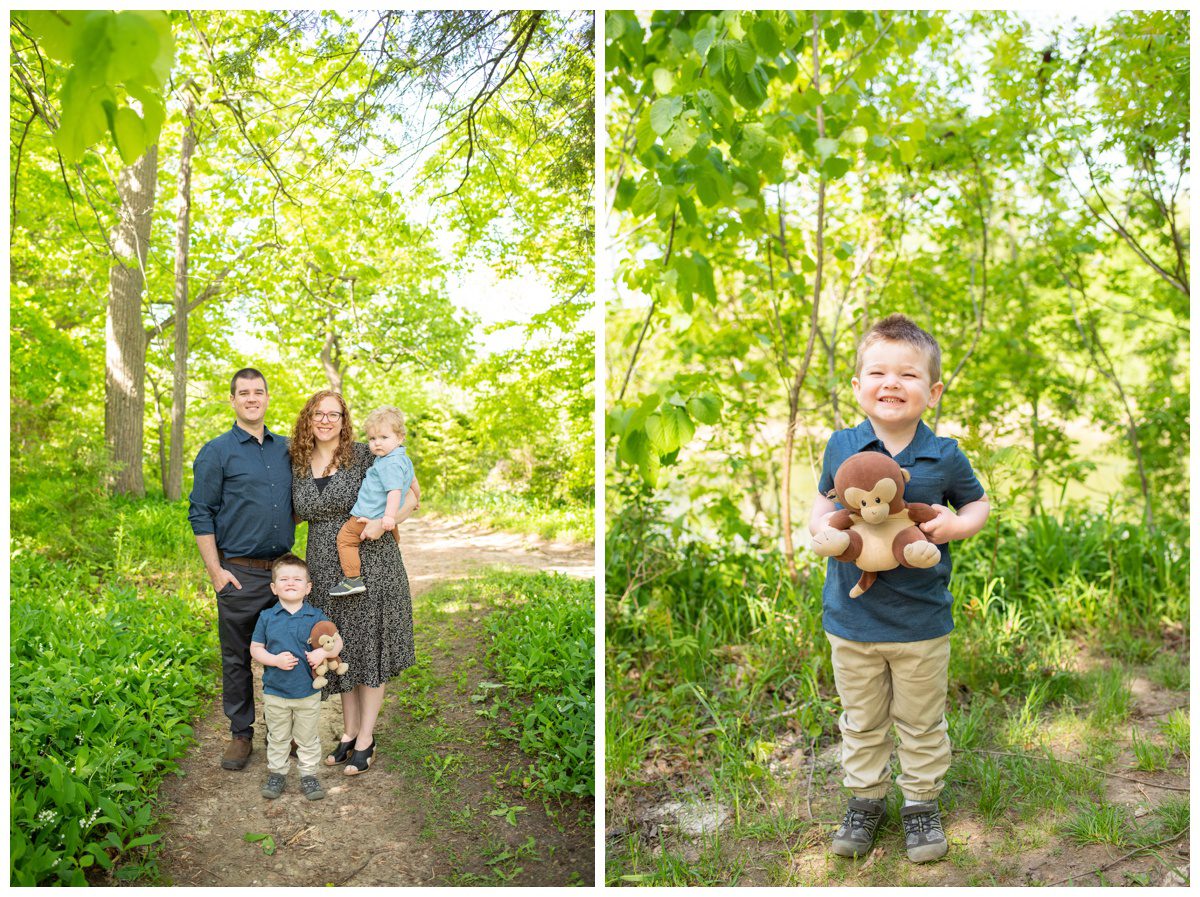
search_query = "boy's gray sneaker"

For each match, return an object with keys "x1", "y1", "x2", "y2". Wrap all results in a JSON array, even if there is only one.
[
  {"x1": 831, "y1": 797, "x2": 887, "y2": 857},
  {"x1": 330, "y1": 576, "x2": 366, "y2": 597},
  {"x1": 300, "y1": 775, "x2": 325, "y2": 801},
  {"x1": 261, "y1": 772, "x2": 286, "y2": 800},
  {"x1": 901, "y1": 801, "x2": 948, "y2": 862}
]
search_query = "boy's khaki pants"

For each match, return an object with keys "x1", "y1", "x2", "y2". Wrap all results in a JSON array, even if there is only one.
[
  {"x1": 826, "y1": 632, "x2": 952, "y2": 802},
  {"x1": 263, "y1": 692, "x2": 323, "y2": 776}
]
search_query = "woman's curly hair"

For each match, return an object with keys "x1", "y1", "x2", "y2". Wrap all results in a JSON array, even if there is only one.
[{"x1": 290, "y1": 390, "x2": 355, "y2": 477}]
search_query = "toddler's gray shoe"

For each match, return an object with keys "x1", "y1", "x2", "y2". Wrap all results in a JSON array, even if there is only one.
[
  {"x1": 261, "y1": 772, "x2": 286, "y2": 800},
  {"x1": 831, "y1": 797, "x2": 887, "y2": 857},
  {"x1": 330, "y1": 576, "x2": 366, "y2": 597},
  {"x1": 901, "y1": 801, "x2": 948, "y2": 862},
  {"x1": 300, "y1": 775, "x2": 325, "y2": 801}
]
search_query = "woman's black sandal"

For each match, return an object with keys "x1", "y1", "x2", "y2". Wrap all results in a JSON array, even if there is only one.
[
  {"x1": 325, "y1": 737, "x2": 355, "y2": 766},
  {"x1": 344, "y1": 739, "x2": 375, "y2": 776}
]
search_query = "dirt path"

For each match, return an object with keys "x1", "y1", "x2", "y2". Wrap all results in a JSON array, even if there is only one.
[
  {"x1": 606, "y1": 654, "x2": 1190, "y2": 887},
  {"x1": 145, "y1": 516, "x2": 594, "y2": 887}
]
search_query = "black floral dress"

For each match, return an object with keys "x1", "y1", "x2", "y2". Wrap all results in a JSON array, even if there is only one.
[{"x1": 293, "y1": 441, "x2": 415, "y2": 692}]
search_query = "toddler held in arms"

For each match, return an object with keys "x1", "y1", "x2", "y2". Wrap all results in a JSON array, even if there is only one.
[{"x1": 329, "y1": 406, "x2": 419, "y2": 597}]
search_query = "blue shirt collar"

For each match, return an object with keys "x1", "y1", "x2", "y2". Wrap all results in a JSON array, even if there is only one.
[
  {"x1": 232, "y1": 421, "x2": 277, "y2": 443},
  {"x1": 264, "y1": 600, "x2": 319, "y2": 619},
  {"x1": 849, "y1": 419, "x2": 940, "y2": 461}
]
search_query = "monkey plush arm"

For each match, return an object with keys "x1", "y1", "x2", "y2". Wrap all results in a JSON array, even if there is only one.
[
  {"x1": 827, "y1": 509, "x2": 855, "y2": 530},
  {"x1": 905, "y1": 502, "x2": 938, "y2": 525}
]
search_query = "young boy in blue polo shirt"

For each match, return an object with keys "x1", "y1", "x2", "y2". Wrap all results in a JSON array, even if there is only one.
[
  {"x1": 808, "y1": 314, "x2": 990, "y2": 862},
  {"x1": 250, "y1": 554, "x2": 343, "y2": 800}
]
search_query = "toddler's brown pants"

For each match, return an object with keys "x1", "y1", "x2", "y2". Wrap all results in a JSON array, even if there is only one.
[{"x1": 336, "y1": 518, "x2": 400, "y2": 579}]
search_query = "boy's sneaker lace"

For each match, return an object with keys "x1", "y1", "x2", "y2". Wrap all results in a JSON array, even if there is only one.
[
  {"x1": 901, "y1": 801, "x2": 948, "y2": 862},
  {"x1": 300, "y1": 775, "x2": 325, "y2": 801},
  {"x1": 831, "y1": 797, "x2": 887, "y2": 857},
  {"x1": 261, "y1": 772, "x2": 286, "y2": 800},
  {"x1": 329, "y1": 576, "x2": 366, "y2": 597}
]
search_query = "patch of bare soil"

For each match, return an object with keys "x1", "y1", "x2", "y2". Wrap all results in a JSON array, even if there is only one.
[{"x1": 133, "y1": 516, "x2": 594, "y2": 887}]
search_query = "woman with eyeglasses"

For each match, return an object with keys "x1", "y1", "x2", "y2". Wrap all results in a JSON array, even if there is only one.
[{"x1": 289, "y1": 390, "x2": 420, "y2": 775}]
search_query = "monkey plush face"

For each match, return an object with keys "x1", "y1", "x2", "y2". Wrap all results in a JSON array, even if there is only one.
[{"x1": 832, "y1": 452, "x2": 911, "y2": 524}]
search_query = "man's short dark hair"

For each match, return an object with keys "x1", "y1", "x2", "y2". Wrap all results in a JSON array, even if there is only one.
[
  {"x1": 271, "y1": 552, "x2": 309, "y2": 581},
  {"x1": 230, "y1": 368, "x2": 268, "y2": 395}
]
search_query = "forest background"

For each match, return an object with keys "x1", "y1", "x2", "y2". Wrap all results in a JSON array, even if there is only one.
[
  {"x1": 10, "y1": 9, "x2": 595, "y2": 885},
  {"x1": 605, "y1": 9, "x2": 1189, "y2": 887}
]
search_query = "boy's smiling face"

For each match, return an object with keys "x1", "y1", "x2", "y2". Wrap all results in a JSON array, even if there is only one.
[
  {"x1": 852, "y1": 339, "x2": 944, "y2": 430},
  {"x1": 270, "y1": 564, "x2": 313, "y2": 607}
]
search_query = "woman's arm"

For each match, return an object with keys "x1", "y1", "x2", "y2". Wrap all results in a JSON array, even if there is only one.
[{"x1": 360, "y1": 480, "x2": 421, "y2": 540}]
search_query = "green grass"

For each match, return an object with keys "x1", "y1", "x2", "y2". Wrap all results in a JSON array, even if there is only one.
[
  {"x1": 10, "y1": 493, "x2": 220, "y2": 885},
  {"x1": 605, "y1": 499, "x2": 1188, "y2": 885},
  {"x1": 426, "y1": 488, "x2": 593, "y2": 543},
  {"x1": 478, "y1": 571, "x2": 595, "y2": 801}
]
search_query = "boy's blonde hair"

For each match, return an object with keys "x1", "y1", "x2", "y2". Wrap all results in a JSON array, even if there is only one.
[
  {"x1": 364, "y1": 406, "x2": 407, "y2": 439},
  {"x1": 855, "y1": 313, "x2": 942, "y2": 383}
]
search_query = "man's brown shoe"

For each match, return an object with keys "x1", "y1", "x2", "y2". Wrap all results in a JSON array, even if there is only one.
[{"x1": 221, "y1": 736, "x2": 253, "y2": 770}]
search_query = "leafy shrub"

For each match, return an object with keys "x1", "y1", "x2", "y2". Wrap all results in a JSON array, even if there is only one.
[
  {"x1": 10, "y1": 540, "x2": 218, "y2": 884},
  {"x1": 480, "y1": 572, "x2": 595, "y2": 799}
]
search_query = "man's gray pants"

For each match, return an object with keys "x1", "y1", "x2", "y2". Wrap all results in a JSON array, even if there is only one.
[{"x1": 215, "y1": 565, "x2": 277, "y2": 739}]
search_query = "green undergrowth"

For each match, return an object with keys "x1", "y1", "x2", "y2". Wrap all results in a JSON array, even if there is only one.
[
  {"x1": 377, "y1": 570, "x2": 594, "y2": 885},
  {"x1": 10, "y1": 502, "x2": 219, "y2": 885},
  {"x1": 605, "y1": 501, "x2": 1189, "y2": 885},
  {"x1": 418, "y1": 571, "x2": 596, "y2": 802},
  {"x1": 426, "y1": 488, "x2": 593, "y2": 544}
]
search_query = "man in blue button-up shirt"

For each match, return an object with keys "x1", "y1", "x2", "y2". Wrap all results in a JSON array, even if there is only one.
[{"x1": 188, "y1": 367, "x2": 295, "y2": 771}]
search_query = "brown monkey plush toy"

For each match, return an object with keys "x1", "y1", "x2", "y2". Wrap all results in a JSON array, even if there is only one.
[
  {"x1": 308, "y1": 620, "x2": 349, "y2": 689},
  {"x1": 811, "y1": 451, "x2": 941, "y2": 598}
]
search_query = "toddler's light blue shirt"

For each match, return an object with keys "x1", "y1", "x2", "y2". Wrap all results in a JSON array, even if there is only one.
[{"x1": 350, "y1": 445, "x2": 414, "y2": 518}]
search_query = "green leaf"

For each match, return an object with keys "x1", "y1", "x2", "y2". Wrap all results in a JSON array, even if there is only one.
[
  {"x1": 814, "y1": 137, "x2": 839, "y2": 159},
  {"x1": 751, "y1": 19, "x2": 783, "y2": 56},
  {"x1": 652, "y1": 67, "x2": 675, "y2": 95},
  {"x1": 842, "y1": 125, "x2": 868, "y2": 145},
  {"x1": 650, "y1": 96, "x2": 683, "y2": 135},
  {"x1": 108, "y1": 11, "x2": 159, "y2": 84},
  {"x1": 693, "y1": 27, "x2": 715, "y2": 60},
  {"x1": 897, "y1": 137, "x2": 917, "y2": 164},
  {"x1": 631, "y1": 180, "x2": 659, "y2": 217},
  {"x1": 663, "y1": 119, "x2": 698, "y2": 159},
  {"x1": 605, "y1": 13, "x2": 625, "y2": 41},
  {"x1": 686, "y1": 394, "x2": 722, "y2": 425},
  {"x1": 906, "y1": 119, "x2": 927, "y2": 141},
  {"x1": 645, "y1": 405, "x2": 695, "y2": 454},
  {"x1": 111, "y1": 106, "x2": 147, "y2": 164},
  {"x1": 822, "y1": 156, "x2": 851, "y2": 178}
]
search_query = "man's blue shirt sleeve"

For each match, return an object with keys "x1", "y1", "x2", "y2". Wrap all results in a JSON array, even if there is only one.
[{"x1": 188, "y1": 442, "x2": 222, "y2": 536}]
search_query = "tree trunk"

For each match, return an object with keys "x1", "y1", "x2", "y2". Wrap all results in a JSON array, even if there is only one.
[
  {"x1": 321, "y1": 311, "x2": 344, "y2": 393},
  {"x1": 105, "y1": 144, "x2": 158, "y2": 497},
  {"x1": 165, "y1": 94, "x2": 197, "y2": 501},
  {"x1": 780, "y1": 15, "x2": 827, "y2": 582}
]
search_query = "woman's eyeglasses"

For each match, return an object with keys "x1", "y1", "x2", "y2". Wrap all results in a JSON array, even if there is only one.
[{"x1": 312, "y1": 411, "x2": 343, "y2": 422}]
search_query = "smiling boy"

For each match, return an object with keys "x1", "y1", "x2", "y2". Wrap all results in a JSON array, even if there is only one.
[
  {"x1": 808, "y1": 314, "x2": 990, "y2": 862},
  {"x1": 250, "y1": 554, "x2": 343, "y2": 800}
]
